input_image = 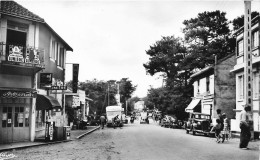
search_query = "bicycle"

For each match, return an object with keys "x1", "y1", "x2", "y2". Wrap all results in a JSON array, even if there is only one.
[{"x1": 221, "y1": 129, "x2": 232, "y2": 142}]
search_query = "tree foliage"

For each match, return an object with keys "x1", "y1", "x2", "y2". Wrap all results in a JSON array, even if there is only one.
[
  {"x1": 232, "y1": 11, "x2": 259, "y2": 30},
  {"x1": 75, "y1": 78, "x2": 136, "y2": 115},
  {"x1": 118, "y1": 78, "x2": 137, "y2": 113},
  {"x1": 143, "y1": 36, "x2": 186, "y2": 79},
  {"x1": 143, "y1": 10, "x2": 237, "y2": 120},
  {"x1": 182, "y1": 10, "x2": 235, "y2": 70}
]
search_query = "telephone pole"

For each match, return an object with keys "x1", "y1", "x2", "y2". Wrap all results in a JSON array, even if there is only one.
[{"x1": 243, "y1": 0, "x2": 254, "y2": 139}]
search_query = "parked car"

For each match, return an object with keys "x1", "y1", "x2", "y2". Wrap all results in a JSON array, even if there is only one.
[
  {"x1": 160, "y1": 115, "x2": 175, "y2": 128},
  {"x1": 122, "y1": 114, "x2": 129, "y2": 124},
  {"x1": 185, "y1": 112, "x2": 213, "y2": 136}
]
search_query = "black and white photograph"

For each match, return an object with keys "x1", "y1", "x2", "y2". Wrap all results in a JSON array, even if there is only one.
[{"x1": 0, "y1": 0, "x2": 260, "y2": 159}]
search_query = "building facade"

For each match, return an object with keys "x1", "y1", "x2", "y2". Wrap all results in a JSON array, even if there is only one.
[
  {"x1": 230, "y1": 15, "x2": 260, "y2": 134},
  {"x1": 0, "y1": 1, "x2": 72, "y2": 143},
  {"x1": 186, "y1": 54, "x2": 236, "y2": 122}
]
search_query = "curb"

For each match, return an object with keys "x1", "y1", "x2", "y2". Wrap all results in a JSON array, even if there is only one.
[
  {"x1": 0, "y1": 140, "x2": 72, "y2": 152},
  {"x1": 0, "y1": 126, "x2": 100, "y2": 152},
  {"x1": 76, "y1": 126, "x2": 100, "y2": 139}
]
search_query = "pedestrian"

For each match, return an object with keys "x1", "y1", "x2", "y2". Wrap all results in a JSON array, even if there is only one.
[
  {"x1": 113, "y1": 115, "x2": 120, "y2": 129},
  {"x1": 100, "y1": 114, "x2": 106, "y2": 129},
  {"x1": 210, "y1": 119, "x2": 223, "y2": 143},
  {"x1": 239, "y1": 105, "x2": 252, "y2": 150},
  {"x1": 222, "y1": 113, "x2": 229, "y2": 141},
  {"x1": 216, "y1": 109, "x2": 224, "y2": 130}
]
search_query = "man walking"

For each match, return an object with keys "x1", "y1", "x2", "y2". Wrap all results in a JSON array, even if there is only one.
[
  {"x1": 100, "y1": 114, "x2": 106, "y2": 129},
  {"x1": 239, "y1": 105, "x2": 252, "y2": 149}
]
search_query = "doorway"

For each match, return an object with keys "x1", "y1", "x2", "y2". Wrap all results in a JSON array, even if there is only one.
[{"x1": 0, "y1": 99, "x2": 30, "y2": 144}]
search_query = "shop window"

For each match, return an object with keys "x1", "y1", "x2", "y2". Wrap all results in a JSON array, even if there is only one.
[
  {"x1": 2, "y1": 107, "x2": 12, "y2": 128},
  {"x1": 14, "y1": 107, "x2": 24, "y2": 127}
]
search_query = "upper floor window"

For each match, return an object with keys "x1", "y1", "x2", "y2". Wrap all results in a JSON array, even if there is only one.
[
  {"x1": 237, "y1": 39, "x2": 244, "y2": 56},
  {"x1": 253, "y1": 72, "x2": 259, "y2": 99},
  {"x1": 197, "y1": 80, "x2": 200, "y2": 94},
  {"x1": 59, "y1": 47, "x2": 65, "y2": 68},
  {"x1": 238, "y1": 75, "x2": 244, "y2": 100},
  {"x1": 206, "y1": 77, "x2": 210, "y2": 92},
  {"x1": 51, "y1": 41, "x2": 56, "y2": 60},
  {"x1": 252, "y1": 30, "x2": 259, "y2": 49}
]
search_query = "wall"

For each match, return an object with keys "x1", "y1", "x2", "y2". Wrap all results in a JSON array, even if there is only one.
[
  {"x1": 0, "y1": 74, "x2": 32, "y2": 88},
  {"x1": 214, "y1": 54, "x2": 236, "y2": 119}
]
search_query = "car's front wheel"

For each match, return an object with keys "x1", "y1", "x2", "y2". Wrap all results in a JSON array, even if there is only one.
[
  {"x1": 192, "y1": 128, "x2": 196, "y2": 135},
  {"x1": 186, "y1": 130, "x2": 189, "y2": 134}
]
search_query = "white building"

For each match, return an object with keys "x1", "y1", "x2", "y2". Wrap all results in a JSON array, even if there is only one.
[{"x1": 230, "y1": 15, "x2": 260, "y2": 136}]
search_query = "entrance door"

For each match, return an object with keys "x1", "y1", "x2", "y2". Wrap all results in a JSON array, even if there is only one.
[
  {"x1": 0, "y1": 104, "x2": 30, "y2": 143},
  {"x1": 1, "y1": 105, "x2": 13, "y2": 143}
]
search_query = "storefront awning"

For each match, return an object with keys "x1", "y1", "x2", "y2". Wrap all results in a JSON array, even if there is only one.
[
  {"x1": 36, "y1": 94, "x2": 61, "y2": 110},
  {"x1": 185, "y1": 99, "x2": 201, "y2": 113}
]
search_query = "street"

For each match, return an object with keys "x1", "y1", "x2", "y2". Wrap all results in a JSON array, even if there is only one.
[{"x1": 9, "y1": 119, "x2": 259, "y2": 160}]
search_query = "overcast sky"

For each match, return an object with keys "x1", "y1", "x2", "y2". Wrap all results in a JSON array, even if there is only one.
[{"x1": 17, "y1": 0, "x2": 260, "y2": 98}]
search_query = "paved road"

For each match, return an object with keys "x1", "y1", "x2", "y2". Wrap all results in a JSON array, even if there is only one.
[{"x1": 7, "y1": 119, "x2": 259, "y2": 160}]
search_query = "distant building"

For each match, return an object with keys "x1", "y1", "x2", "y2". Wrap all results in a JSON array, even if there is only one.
[
  {"x1": 134, "y1": 101, "x2": 145, "y2": 111},
  {"x1": 186, "y1": 54, "x2": 236, "y2": 122}
]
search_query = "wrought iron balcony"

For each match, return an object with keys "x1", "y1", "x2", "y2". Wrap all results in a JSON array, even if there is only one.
[{"x1": 0, "y1": 42, "x2": 45, "y2": 75}]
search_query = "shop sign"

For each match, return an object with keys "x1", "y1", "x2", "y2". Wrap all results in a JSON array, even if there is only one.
[
  {"x1": 0, "y1": 91, "x2": 36, "y2": 98},
  {"x1": 50, "y1": 86, "x2": 67, "y2": 90},
  {"x1": 7, "y1": 45, "x2": 43, "y2": 67},
  {"x1": 41, "y1": 77, "x2": 67, "y2": 90},
  {"x1": 40, "y1": 73, "x2": 52, "y2": 88},
  {"x1": 8, "y1": 45, "x2": 41, "y2": 64},
  {"x1": 72, "y1": 96, "x2": 80, "y2": 108}
]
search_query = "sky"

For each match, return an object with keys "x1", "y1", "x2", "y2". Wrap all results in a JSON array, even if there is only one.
[{"x1": 16, "y1": 0, "x2": 260, "y2": 98}]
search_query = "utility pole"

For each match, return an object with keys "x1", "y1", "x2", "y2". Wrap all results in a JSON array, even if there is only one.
[{"x1": 243, "y1": 0, "x2": 254, "y2": 139}]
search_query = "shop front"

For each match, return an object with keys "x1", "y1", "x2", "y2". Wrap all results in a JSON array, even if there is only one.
[
  {"x1": 0, "y1": 89, "x2": 36, "y2": 144},
  {"x1": 35, "y1": 94, "x2": 62, "y2": 138}
]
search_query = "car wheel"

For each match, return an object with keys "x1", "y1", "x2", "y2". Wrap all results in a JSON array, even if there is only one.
[
  {"x1": 186, "y1": 130, "x2": 189, "y2": 134},
  {"x1": 192, "y1": 129, "x2": 196, "y2": 135}
]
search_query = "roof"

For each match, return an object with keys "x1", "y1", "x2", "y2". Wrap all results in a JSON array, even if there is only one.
[
  {"x1": 190, "y1": 66, "x2": 214, "y2": 79},
  {"x1": 189, "y1": 53, "x2": 235, "y2": 82},
  {"x1": 0, "y1": 1, "x2": 73, "y2": 51},
  {"x1": 0, "y1": 1, "x2": 44, "y2": 22}
]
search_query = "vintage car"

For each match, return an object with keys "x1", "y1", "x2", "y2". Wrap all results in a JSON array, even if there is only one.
[
  {"x1": 185, "y1": 112, "x2": 213, "y2": 136},
  {"x1": 160, "y1": 115, "x2": 176, "y2": 128}
]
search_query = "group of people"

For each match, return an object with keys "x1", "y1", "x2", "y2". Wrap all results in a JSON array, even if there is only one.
[
  {"x1": 99, "y1": 114, "x2": 121, "y2": 129},
  {"x1": 211, "y1": 106, "x2": 253, "y2": 150},
  {"x1": 210, "y1": 109, "x2": 229, "y2": 143}
]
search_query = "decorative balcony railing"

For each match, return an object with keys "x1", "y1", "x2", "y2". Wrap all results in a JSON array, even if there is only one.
[{"x1": 0, "y1": 42, "x2": 45, "y2": 68}]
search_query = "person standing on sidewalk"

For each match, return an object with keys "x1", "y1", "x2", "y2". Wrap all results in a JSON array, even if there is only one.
[
  {"x1": 239, "y1": 105, "x2": 252, "y2": 149},
  {"x1": 100, "y1": 114, "x2": 106, "y2": 129}
]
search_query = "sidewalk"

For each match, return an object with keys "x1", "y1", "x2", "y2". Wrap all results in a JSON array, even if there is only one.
[{"x1": 0, "y1": 126, "x2": 100, "y2": 152}]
